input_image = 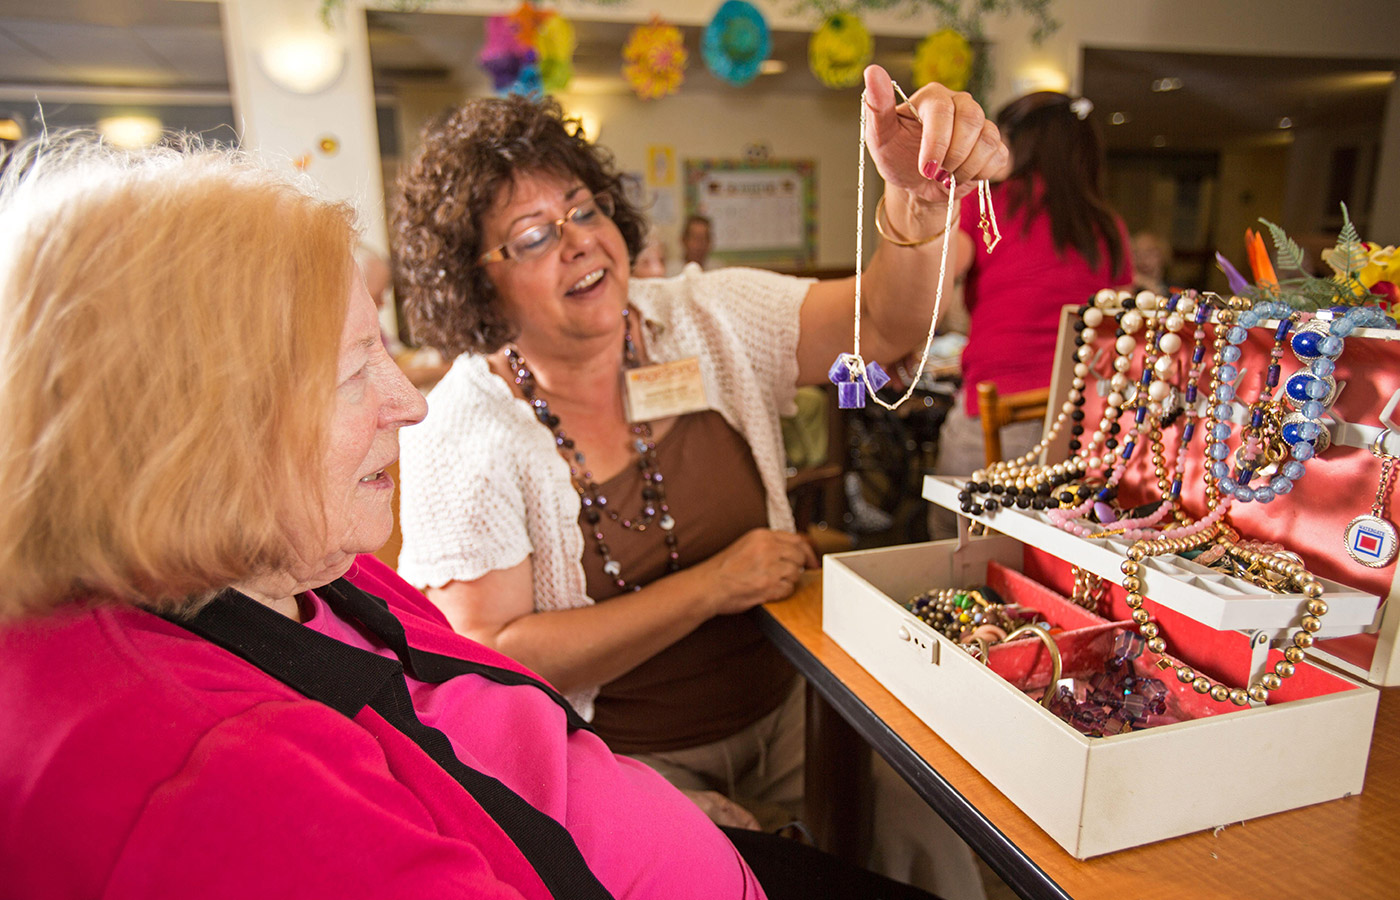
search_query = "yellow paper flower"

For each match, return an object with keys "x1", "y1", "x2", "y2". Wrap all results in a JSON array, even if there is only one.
[
  {"x1": 623, "y1": 18, "x2": 688, "y2": 100},
  {"x1": 913, "y1": 28, "x2": 973, "y2": 92},
  {"x1": 536, "y1": 14, "x2": 575, "y2": 61},
  {"x1": 808, "y1": 13, "x2": 872, "y2": 89},
  {"x1": 536, "y1": 14, "x2": 576, "y2": 93}
]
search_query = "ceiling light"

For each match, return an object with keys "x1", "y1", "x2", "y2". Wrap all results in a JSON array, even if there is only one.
[
  {"x1": 1151, "y1": 77, "x2": 1183, "y2": 92},
  {"x1": 1110, "y1": 112, "x2": 1127, "y2": 125},
  {"x1": 1152, "y1": 135, "x2": 1167, "y2": 148},
  {"x1": 259, "y1": 31, "x2": 346, "y2": 94},
  {"x1": 759, "y1": 59, "x2": 786, "y2": 76},
  {"x1": 567, "y1": 109, "x2": 601, "y2": 141},
  {"x1": 1012, "y1": 64, "x2": 1070, "y2": 95},
  {"x1": 98, "y1": 115, "x2": 163, "y2": 148},
  {"x1": 1277, "y1": 117, "x2": 1293, "y2": 129}
]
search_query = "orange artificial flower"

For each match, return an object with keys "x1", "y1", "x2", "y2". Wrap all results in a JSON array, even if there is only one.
[{"x1": 1244, "y1": 228, "x2": 1277, "y2": 289}]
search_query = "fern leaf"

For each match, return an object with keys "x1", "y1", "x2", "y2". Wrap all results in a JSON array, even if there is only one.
[
  {"x1": 1337, "y1": 203, "x2": 1361, "y2": 249},
  {"x1": 1260, "y1": 218, "x2": 1308, "y2": 275},
  {"x1": 1333, "y1": 203, "x2": 1364, "y2": 282}
]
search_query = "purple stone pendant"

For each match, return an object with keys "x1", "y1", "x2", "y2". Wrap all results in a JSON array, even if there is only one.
[
  {"x1": 829, "y1": 354, "x2": 864, "y2": 408},
  {"x1": 828, "y1": 354, "x2": 891, "y2": 409}
]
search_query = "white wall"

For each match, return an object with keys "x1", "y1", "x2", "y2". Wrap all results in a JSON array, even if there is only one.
[
  {"x1": 556, "y1": 89, "x2": 872, "y2": 271},
  {"x1": 224, "y1": 0, "x2": 387, "y2": 250}
]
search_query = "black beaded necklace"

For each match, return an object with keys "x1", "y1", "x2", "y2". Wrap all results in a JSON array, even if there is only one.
[{"x1": 505, "y1": 309, "x2": 680, "y2": 592}]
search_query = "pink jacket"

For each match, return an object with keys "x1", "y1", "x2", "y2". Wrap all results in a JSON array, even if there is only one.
[{"x1": 0, "y1": 555, "x2": 763, "y2": 899}]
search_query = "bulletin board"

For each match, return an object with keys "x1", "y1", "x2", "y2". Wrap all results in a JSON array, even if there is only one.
[{"x1": 684, "y1": 159, "x2": 816, "y2": 267}]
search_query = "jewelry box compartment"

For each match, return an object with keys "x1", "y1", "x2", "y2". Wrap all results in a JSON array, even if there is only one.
[
  {"x1": 822, "y1": 535, "x2": 1378, "y2": 859},
  {"x1": 923, "y1": 475, "x2": 1382, "y2": 636}
]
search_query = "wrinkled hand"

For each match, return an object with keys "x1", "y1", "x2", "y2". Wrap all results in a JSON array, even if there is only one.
[
  {"x1": 862, "y1": 64, "x2": 1009, "y2": 205},
  {"x1": 699, "y1": 528, "x2": 818, "y2": 616},
  {"x1": 681, "y1": 789, "x2": 761, "y2": 831}
]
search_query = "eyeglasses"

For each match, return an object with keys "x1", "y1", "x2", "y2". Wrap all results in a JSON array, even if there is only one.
[{"x1": 478, "y1": 192, "x2": 616, "y2": 264}]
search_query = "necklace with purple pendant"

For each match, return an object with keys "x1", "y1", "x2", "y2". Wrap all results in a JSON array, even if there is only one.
[{"x1": 506, "y1": 309, "x2": 681, "y2": 591}]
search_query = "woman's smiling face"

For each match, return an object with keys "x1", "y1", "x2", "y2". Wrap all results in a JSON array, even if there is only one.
[{"x1": 479, "y1": 170, "x2": 630, "y2": 357}]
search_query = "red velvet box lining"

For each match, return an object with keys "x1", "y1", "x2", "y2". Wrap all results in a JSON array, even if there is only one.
[{"x1": 974, "y1": 554, "x2": 1357, "y2": 721}]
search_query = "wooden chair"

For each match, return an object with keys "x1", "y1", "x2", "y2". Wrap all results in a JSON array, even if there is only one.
[
  {"x1": 785, "y1": 384, "x2": 847, "y2": 534},
  {"x1": 976, "y1": 380, "x2": 1050, "y2": 467}
]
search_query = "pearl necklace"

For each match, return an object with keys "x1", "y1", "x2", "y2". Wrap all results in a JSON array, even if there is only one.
[
  {"x1": 506, "y1": 310, "x2": 680, "y2": 592},
  {"x1": 960, "y1": 289, "x2": 1204, "y2": 532}
]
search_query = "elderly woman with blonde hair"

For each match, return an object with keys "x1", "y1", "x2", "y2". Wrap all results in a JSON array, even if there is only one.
[{"x1": 0, "y1": 136, "x2": 948, "y2": 900}]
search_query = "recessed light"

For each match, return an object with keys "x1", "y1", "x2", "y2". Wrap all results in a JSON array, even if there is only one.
[
  {"x1": 759, "y1": 59, "x2": 786, "y2": 76},
  {"x1": 1110, "y1": 112, "x2": 1127, "y2": 125},
  {"x1": 1151, "y1": 77, "x2": 1183, "y2": 92},
  {"x1": 98, "y1": 115, "x2": 163, "y2": 148},
  {"x1": 1277, "y1": 117, "x2": 1293, "y2": 129},
  {"x1": 1152, "y1": 135, "x2": 1167, "y2": 147}
]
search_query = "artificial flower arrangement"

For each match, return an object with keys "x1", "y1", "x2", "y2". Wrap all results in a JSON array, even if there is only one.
[{"x1": 1219, "y1": 203, "x2": 1399, "y2": 316}]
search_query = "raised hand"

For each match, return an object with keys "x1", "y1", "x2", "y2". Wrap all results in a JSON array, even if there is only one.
[{"x1": 862, "y1": 64, "x2": 1009, "y2": 205}]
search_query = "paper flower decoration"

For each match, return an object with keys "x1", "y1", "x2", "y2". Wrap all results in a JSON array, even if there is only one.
[
  {"x1": 702, "y1": 1, "x2": 771, "y2": 86},
  {"x1": 808, "y1": 13, "x2": 872, "y2": 89},
  {"x1": 508, "y1": 1, "x2": 550, "y2": 46},
  {"x1": 479, "y1": 4, "x2": 575, "y2": 96},
  {"x1": 913, "y1": 28, "x2": 973, "y2": 92},
  {"x1": 623, "y1": 17, "x2": 688, "y2": 100},
  {"x1": 479, "y1": 14, "x2": 537, "y2": 94},
  {"x1": 535, "y1": 13, "x2": 576, "y2": 93}
]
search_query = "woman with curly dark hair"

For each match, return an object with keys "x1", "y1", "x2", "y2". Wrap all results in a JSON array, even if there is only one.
[{"x1": 393, "y1": 66, "x2": 1006, "y2": 861}]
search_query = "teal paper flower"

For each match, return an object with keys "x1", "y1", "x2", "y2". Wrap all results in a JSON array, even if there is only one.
[{"x1": 702, "y1": 1, "x2": 771, "y2": 86}]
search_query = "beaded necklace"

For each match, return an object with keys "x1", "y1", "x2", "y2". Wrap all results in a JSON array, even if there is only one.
[
  {"x1": 1205, "y1": 303, "x2": 1393, "y2": 504},
  {"x1": 506, "y1": 310, "x2": 680, "y2": 592},
  {"x1": 961, "y1": 290, "x2": 1196, "y2": 533},
  {"x1": 1118, "y1": 298, "x2": 1328, "y2": 707}
]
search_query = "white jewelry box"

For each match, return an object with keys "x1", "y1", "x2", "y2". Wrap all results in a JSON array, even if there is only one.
[
  {"x1": 822, "y1": 531, "x2": 1378, "y2": 859},
  {"x1": 820, "y1": 301, "x2": 1396, "y2": 858}
]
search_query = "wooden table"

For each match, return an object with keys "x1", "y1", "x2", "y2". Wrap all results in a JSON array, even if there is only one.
[{"x1": 756, "y1": 573, "x2": 1400, "y2": 900}]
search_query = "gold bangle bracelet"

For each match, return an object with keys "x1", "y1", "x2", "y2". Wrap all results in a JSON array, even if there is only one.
[
  {"x1": 1004, "y1": 624, "x2": 1063, "y2": 708},
  {"x1": 874, "y1": 195, "x2": 956, "y2": 247}
]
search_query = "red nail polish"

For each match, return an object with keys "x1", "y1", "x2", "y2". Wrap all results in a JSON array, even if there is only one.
[
  {"x1": 922, "y1": 162, "x2": 939, "y2": 179},
  {"x1": 934, "y1": 168, "x2": 950, "y2": 183}
]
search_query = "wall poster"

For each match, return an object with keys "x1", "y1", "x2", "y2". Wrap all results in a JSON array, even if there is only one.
[{"x1": 684, "y1": 159, "x2": 816, "y2": 267}]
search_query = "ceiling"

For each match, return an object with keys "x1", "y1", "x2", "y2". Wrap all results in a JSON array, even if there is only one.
[{"x1": 0, "y1": 0, "x2": 1394, "y2": 153}]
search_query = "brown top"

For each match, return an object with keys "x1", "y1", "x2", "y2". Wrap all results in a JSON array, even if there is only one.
[{"x1": 584, "y1": 410, "x2": 797, "y2": 753}]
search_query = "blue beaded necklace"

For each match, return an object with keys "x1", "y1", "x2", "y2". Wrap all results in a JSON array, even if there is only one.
[{"x1": 1205, "y1": 302, "x2": 1394, "y2": 504}]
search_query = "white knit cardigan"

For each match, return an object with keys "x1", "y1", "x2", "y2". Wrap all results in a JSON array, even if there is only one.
[{"x1": 397, "y1": 265, "x2": 813, "y2": 718}]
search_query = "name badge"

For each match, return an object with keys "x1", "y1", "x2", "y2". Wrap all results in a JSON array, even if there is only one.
[{"x1": 623, "y1": 357, "x2": 709, "y2": 422}]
